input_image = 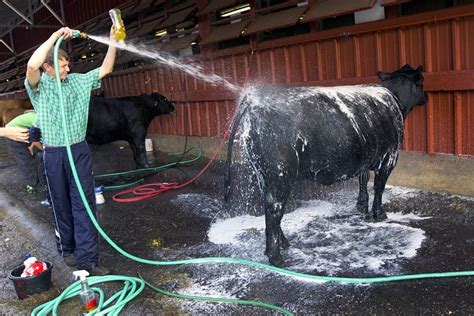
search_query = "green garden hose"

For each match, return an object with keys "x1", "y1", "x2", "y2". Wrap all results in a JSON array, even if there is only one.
[
  {"x1": 34, "y1": 34, "x2": 473, "y2": 316},
  {"x1": 94, "y1": 145, "x2": 202, "y2": 191},
  {"x1": 32, "y1": 275, "x2": 145, "y2": 316}
]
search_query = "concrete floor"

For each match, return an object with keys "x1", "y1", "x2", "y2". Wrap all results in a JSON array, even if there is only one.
[{"x1": 0, "y1": 138, "x2": 473, "y2": 315}]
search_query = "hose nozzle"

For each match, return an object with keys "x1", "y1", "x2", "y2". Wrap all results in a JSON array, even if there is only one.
[{"x1": 72, "y1": 31, "x2": 89, "y2": 39}]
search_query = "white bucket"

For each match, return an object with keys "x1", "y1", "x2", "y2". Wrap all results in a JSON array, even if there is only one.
[
  {"x1": 95, "y1": 186, "x2": 105, "y2": 205},
  {"x1": 145, "y1": 138, "x2": 153, "y2": 152},
  {"x1": 95, "y1": 193, "x2": 105, "y2": 205}
]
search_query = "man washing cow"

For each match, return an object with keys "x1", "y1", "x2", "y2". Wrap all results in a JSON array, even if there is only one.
[
  {"x1": 24, "y1": 26, "x2": 117, "y2": 275},
  {"x1": 21, "y1": 20, "x2": 173, "y2": 275},
  {"x1": 225, "y1": 64, "x2": 428, "y2": 267}
]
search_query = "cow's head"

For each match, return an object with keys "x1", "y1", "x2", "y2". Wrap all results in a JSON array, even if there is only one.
[
  {"x1": 143, "y1": 93, "x2": 175, "y2": 116},
  {"x1": 378, "y1": 64, "x2": 427, "y2": 118}
]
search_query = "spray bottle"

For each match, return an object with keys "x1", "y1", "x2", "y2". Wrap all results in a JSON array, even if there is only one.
[
  {"x1": 109, "y1": 8, "x2": 126, "y2": 42},
  {"x1": 73, "y1": 270, "x2": 97, "y2": 314}
]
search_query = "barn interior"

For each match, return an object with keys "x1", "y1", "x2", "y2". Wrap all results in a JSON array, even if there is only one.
[
  {"x1": 0, "y1": 0, "x2": 473, "y2": 195},
  {"x1": 0, "y1": 0, "x2": 473, "y2": 314}
]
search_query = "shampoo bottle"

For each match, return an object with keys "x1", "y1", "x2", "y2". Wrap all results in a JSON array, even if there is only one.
[{"x1": 109, "y1": 8, "x2": 126, "y2": 42}]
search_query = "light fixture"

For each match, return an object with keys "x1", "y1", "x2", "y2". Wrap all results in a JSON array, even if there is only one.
[
  {"x1": 155, "y1": 29, "x2": 167, "y2": 37},
  {"x1": 81, "y1": 54, "x2": 87, "y2": 59},
  {"x1": 220, "y1": 3, "x2": 250, "y2": 18}
]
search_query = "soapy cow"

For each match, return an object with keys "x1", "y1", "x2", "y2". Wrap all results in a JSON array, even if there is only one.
[
  {"x1": 225, "y1": 65, "x2": 428, "y2": 266},
  {"x1": 86, "y1": 92, "x2": 174, "y2": 167}
]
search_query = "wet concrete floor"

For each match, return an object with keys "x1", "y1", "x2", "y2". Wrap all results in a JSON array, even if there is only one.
[{"x1": 0, "y1": 138, "x2": 473, "y2": 315}]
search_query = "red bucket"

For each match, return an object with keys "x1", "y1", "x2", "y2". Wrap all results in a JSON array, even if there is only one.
[{"x1": 8, "y1": 261, "x2": 53, "y2": 299}]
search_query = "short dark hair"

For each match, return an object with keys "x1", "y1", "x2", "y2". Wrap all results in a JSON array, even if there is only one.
[{"x1": 45, "y1": 48, "x2": 69, "y2": 66}]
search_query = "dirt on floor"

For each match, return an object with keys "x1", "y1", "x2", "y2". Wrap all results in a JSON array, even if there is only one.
[{"x1": 0, "y1": 139, "x2": 473, "y2": 315}]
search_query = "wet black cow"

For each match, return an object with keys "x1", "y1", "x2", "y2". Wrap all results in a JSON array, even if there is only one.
[
  {"x1": 225, "y1": 65, "x2": 428, "y2": 266},
  {"x1": 86, "y1": 93, "x2": 174, "y2": 167}
]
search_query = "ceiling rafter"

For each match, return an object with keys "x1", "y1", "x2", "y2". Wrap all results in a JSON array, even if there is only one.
[{"x1": 0, "y1": 0, "x2": 66, "y2": 44}]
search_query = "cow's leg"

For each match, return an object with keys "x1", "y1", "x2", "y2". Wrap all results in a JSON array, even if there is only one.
[
  {"x1": 129, "y1": 136, "x2": 149, "y2": 168},
  {"x1": 371, "y1": 154, "x2": 397, "y2": 221},
  {"x1": 245, "y1": 127, "x2": 295, "y2": 266},
  {"x1": 356, "y1": 171, "x2": 369, "y2": 214},
  {"x1": 261, "y1": 161, "x2": 295, "y2": 266},
  {"x1": 263, "y1": 190, "x2": 290, "y2": 267}
]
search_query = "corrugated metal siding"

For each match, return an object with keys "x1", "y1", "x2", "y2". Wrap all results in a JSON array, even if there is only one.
[{"x1": 96, "y1": 8, "x2": 474, "y2": 157}]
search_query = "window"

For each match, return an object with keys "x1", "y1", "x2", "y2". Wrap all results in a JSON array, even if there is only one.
[
  {"x1": 217, "y1": 36, "x2": 250, "y2": 50},
  {"x1": 257, "y1": 23, "x2": 309, "y2": 41},
  {"x1": 257, "y1": 0, "x2": 289, "y2": 9},
  {"x1": 317, "y1": 13, "x2": 355, "y2": 31},
  {"x1": 399, "y1": 0, "x2": 474, "y2": 16}
]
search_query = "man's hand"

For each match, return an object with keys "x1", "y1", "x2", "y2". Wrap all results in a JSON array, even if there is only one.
[
  {"x1": 1, "y1": 127, "x2": 29, "y2": 142},
  {"x1": 27, "y1": 26, "x2": 80, "y2": 89},
  {"x1": 28, "y1": 141, "x2": 43, "y2": 156},
  {"x1": 53, "y1": 27, "x2": 79, "y2": 41}
]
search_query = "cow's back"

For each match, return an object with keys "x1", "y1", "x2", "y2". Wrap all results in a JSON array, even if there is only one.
[{"x1": 241, "y1": 85, "x2": 403, "y2": 184}]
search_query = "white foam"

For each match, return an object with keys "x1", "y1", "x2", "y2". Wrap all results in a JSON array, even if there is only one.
[
  {"x1": 388, "y1": 212, "x2": 431, "y2": 222},
  {"x1": 208, "y1": 197, "x2": 426, "y2": 275}
]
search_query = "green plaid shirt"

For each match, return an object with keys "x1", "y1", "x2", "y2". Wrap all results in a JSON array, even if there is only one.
[{"x1": 24, "y1": 68, "x2": 101, "y2": 146}]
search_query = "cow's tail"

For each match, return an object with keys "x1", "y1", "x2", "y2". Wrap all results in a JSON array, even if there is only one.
[{"x1": 224, "y1": 95, "x2": 251, "y2": 203}]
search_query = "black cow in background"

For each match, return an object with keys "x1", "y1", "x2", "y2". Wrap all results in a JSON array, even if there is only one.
[
  {"x1": 86, "y1": 93, "x2": 174, "y2": 167},
  {"x1": 225, "y1": 65, "x2": 428, "y2": 266}
]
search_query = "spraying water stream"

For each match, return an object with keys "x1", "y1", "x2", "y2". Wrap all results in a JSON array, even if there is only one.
[{"x1": 88, "y1": 35, "x2": 240, "y2": 93}]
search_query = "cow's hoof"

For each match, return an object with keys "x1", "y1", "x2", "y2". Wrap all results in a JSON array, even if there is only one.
[
  {"x1": 373, "y1": 212, "x2": 388, "y2": 221},
  {"x1": 356, "y1": 203, "x2": 368, "y2": 214},
  {"x1": 268, "y1": 255, "x2": 284, "y2": 267},
  {"x1": 364, "y1": 213, "x2": 374, "y2": 221}
]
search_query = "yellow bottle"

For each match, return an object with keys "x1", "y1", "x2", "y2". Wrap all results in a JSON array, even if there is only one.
[{"x1": 109, "y1": 8, "x2": 126, "y2": 42}]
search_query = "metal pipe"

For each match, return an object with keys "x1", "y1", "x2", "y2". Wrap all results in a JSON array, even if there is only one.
[
  {"x1": 0, "y1": 24, "x2": 59, "y2": 28},
  {"x1": 0, "y1": 39, "x2": 15, "y2": 54},
  {"x1": 59, "y1": 0, "x2": 65, "y2": 24},
  {"x1": 40, "y1": 0, "x2": 65, "y2": 26},
  {"x1": 8, "y1": 31, "x2": 14, "y2": 53},
  {"x1": 2, "y1": 0, "x2": 33, "y2": 24}
]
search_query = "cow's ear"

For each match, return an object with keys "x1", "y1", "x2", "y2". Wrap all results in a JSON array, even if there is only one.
[
  {"x1": 416, "y1": 65, "x2": 424, "y2": 72},
  {"x1": 377, "y1": 71, "x2": 392, "y2": 81}
]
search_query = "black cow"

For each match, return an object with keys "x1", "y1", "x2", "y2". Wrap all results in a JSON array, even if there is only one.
[
  {"x1": 225, "y1": 65, "x2": 427, "y2": 266},
  {"x1": 86, "y1": 93, "x2": 174, "y2": 167}
]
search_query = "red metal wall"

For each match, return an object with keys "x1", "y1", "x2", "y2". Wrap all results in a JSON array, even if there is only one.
[
  {"x1": 6, "y1": 4, "x2": 472, "y2": 157},
  {"x1": 103, "y1": 5, "x2": 474, "y2": 156}
]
